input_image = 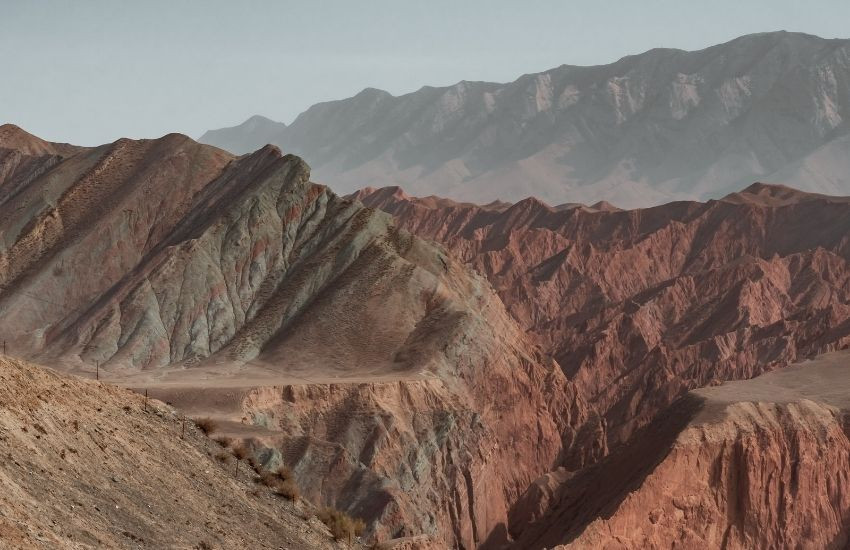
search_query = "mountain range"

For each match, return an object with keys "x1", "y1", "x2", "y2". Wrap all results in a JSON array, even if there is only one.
[{"x1": 200, "y1": 31, "x2": 850, "y2": 209}]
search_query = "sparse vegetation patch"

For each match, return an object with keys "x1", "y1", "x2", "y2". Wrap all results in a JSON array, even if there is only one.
[{"x1": 317, "y1": 507, "x2": 365, "y2": 542}]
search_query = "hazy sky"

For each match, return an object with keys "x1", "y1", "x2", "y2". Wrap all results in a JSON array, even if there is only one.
[{"x1": 3, "y1": 0, "x2": 849, "y2": 145}]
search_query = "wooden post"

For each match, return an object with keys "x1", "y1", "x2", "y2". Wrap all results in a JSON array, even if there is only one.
[
  {"x1": 181, "y1": 417, "x2": 186, "y2": 439},
  {"x1": 234, "y1": 459, "x2": 239, "y2": 479},
  {"x1": 144, "y1": 389, "x2": 148, "y2": 412},
  {"x1": 3, "y1": 340, "x2": 5, "y2": 355},
  {"x1": 96, "y1": 361, "x2": 99, "y2": 381}
]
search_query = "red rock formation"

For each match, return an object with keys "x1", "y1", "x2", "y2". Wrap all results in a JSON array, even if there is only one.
[
  {"x1": 518, "y1": 351, "x2": 850, "y2": 548},
  {"x1": 355, "y1": 184, "x2": 850, "y2": 455},
  {"x1": 357, "y1": 184, "x2": 850, "y2": 546}
]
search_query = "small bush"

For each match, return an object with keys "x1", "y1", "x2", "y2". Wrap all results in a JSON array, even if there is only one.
[
  {"x1": 273, "y1": 479, "x2": 300, "y2": 501},
  {"x1": 214, "y1": 436, "x2": 233, "y2": 448},
  {"x1": 214, "y1": 450, "x2": 229, "y2": 463},
  {"x1": 317, "y1": 507, "x2": 365, "y2": 541},
  {"x1": 194, "y1": 417, "x2": 217, "y2": 435},
  {"x1": 259, "y1": 471, "x2": 278, "y2": 487},
  {"x1": 276, "y1": 465, "x2": 293, "y2": 481},
  {"x1": 232, "y1": 444, "x2": 250, "y2": 461},
  {"x1": 257, "y1": 469, "x2": 300, "y2": 500}
]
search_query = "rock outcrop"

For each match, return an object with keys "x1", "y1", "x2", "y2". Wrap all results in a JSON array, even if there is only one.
[
  {"x1": 356, "y1": 183, "x2": 850, "y2": 451},
  {"x1": 201, "y1": 31, "x2": 850, "y2": 208},
  {"x1": 518, "y1": 351, "x2": 850, "y2": 549},
  {"x1": 356, "y1": 183, "x2": 850, "y2": 547}
]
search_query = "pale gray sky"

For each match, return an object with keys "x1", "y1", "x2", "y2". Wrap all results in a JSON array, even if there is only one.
[{"x1": 2, "y1": 0, "x2": 849, "y2": 145}]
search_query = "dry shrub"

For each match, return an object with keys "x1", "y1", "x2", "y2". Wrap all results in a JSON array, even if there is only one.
[
  {"x1": 194, "y1": 417, "x2": 217, "y2": 435},
  {"x1": 317, "y1": 507, "x2": 365, "y2": 541},
  {"x1": 214, "y1": 450, "x2": 229, "y2": 463},
  {"x1": 214, "y1": 436, "x2": 233, "y2": 448},
  {"x1": 232, "y1": 444, "x2": 250, "y2": 461},
  {"x1": 273, "y1": 479, "x2": 300, "y2": 501},
  {"x1": 276, "y1": 465, "x2": 293, "y2": 481},
  {"x1": 259, "y1": 471, "x2": 278, "y2": 487},
  {"x1": 257, "y1": 469, "x2": 300, "y2": 500}
]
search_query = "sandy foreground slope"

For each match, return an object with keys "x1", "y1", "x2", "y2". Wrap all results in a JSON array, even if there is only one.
[{"x1": 0, "y1": 355, "x2": 351, "y2": 549}]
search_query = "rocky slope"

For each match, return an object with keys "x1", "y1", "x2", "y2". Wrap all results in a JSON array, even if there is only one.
[
  {"x1": 0, "y1": 354, "x2": 343, "y2": 549},
  {"x1": 0, "y1": 124, "x2": 603, "y2": 548},
  {"x1": 515, "y1": 351, "x2": 850, "y2": 549},
  {"x1": 355, "y1": 183, "x2": 850, "y2": 454},
  {"x1": 201, "y1": 31, "x2": 850, "y2": 208}
]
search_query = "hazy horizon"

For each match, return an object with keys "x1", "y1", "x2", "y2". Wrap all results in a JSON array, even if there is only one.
[{"x1": 3, "y1": 0, "x2": 850, "y2": 146}]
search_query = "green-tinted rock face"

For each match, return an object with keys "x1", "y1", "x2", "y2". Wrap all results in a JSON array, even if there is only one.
[{"x1": 0, "y1": 127, "x2": 603, "y2": 548}]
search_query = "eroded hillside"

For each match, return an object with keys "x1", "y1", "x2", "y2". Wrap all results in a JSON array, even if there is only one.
[
  {"x1": 0, "y1": 125, "x2": 603, "y2": 548},
  {"x1": 0, "y1": 355, "x2": 344, "y2": 549},
  {"x1": 356, "y1": 183, "x2": 850, "y2": 451}
]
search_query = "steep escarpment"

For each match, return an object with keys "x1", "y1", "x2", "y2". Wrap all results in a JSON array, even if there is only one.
[
  {"x1": 0, "y1": 129, "x2": 602, "y2": 548},
  {"x1": 356, "y1": 183, "x2": 850, "y2": 454},
  {"x1": 516, "y1": 351, "x2": 850, "y2": 549},
  {"x1": 0, "y1": 355, "x2": 342, "y2": 549}
]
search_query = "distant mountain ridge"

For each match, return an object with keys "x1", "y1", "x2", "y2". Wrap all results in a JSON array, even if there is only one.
[{"x1": 200, "y1": 31, "x2": 850, "y2": 208}]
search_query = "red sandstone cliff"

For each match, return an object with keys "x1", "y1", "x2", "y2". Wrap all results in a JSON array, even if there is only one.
[
  {"x1": 519, "y1": 352, "x2": 850, "y2": 549},
  {"x1": 355, "y1": 185, "x2": 850, "y2": 547}
]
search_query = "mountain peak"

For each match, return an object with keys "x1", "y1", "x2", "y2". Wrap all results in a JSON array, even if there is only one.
[
  {"x1": 354, "y1": 87, "x2": 392, "y2": 100},
  {"x1": 242, "y1": 114, "x2": 285, "y2": 129},
  {"x1": 721, "y1": 182, "x2": 849, "y2": 206},
  {"x1": 0, "y1": 124, "x2": 82, "y2": 156}
]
